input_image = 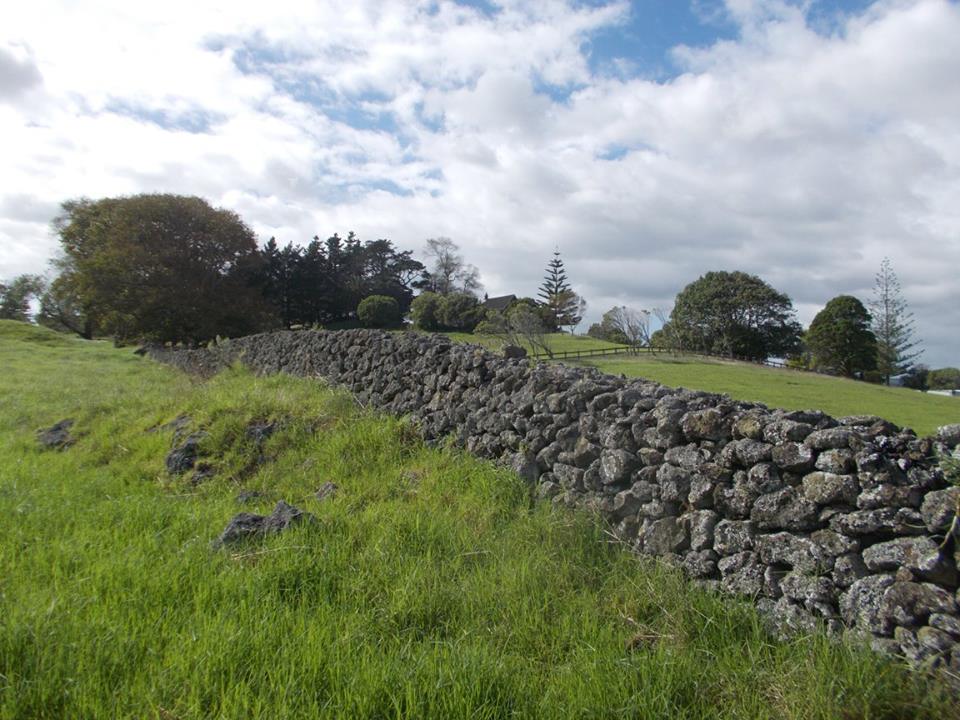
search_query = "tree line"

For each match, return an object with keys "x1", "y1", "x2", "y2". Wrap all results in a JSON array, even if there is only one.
[{"x1": 1, "y1": 192, "x2": 946, "y2": 388}]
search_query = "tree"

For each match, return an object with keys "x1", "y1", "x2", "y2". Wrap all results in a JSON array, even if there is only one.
[
  {"x1": 805, "y1": 295, "x2": 877, "y2": 377},
  {"x1": 481, "y1": 305, "x2": 553, "y2": 357},
  {"x1": 869, "y1": 257, "x2": 922, "y2": 384},
  {"x1": 590, "y1": 306, "x2": 650, "y2": 349},
  {"x1": 53, "y1": 194, "x2": 274, "y2": 343},
  {"x1": 929, "y1": 368, "x2": 960, "y2": 390},
  {"x1": 537, "y1": 250, "x2": 582, "y2": 332},
  {"x1": 419, "y1": 237, "x2": 481, "y2": 296},
  {"x1": 410, "y1": 291, "x2": 443, "y2": 331},
  {"x1": 357, "y1": 295, "x2": 400, "y2": 328},
  {"x1": 437, "y1": 292, "x2": 485, "y2": 332},
  {"x1": 0, "y1": 274, "x2": 44, "y2": 321},
  {"x1": 667, "y1": 271, "x2": 802, "y2": 360}
]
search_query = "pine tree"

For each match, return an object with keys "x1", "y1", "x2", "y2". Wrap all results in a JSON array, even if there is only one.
[
  {"x1": 537, "y1": 250, "x2": 582, "y2": 332},
  {"x1": 869, "y1": 257, "x2": 922, "y2": 384}
]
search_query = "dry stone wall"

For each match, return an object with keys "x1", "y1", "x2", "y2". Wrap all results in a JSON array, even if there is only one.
[{"x1": 148, "y1": 329, "x2": 960, "y2": 671}]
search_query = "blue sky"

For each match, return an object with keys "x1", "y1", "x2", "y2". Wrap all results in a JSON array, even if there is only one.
[{"x1": 1, "y1": 0, "x2": 959, "y2": 366}]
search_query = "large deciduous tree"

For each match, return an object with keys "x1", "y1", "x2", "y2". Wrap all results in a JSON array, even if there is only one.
[
  {"x1": 805, "y1": 295, "x2": 877, "y2": 377},
  {"x1": 869, "y1": 257, "x2": 922, "y2": 384},
  {"x1": 53, "y1": 194, "x2": 274, "y2": 343},
  {"x1": 418, "y1": 237, "x2": 481, "y2": 296},
  {"x1": 589, "y1": 306, "x2": 651, "y2": 348},
  {"x1": 664, "y1": 271, "x2": 802, "y2": 360}
]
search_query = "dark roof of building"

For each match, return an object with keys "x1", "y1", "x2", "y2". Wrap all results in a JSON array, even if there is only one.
[{"x1": 482, "y1": 294, "x2": 517, "y2": 312}]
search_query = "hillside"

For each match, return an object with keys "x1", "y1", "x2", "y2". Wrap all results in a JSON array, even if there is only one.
[{"x1": 0, "y1": 320, "x2": 953, "y2": 718}]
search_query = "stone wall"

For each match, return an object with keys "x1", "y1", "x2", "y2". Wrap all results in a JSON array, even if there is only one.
[{"x1": 148, "y1": 329, "x2": 960, "y2": 671}]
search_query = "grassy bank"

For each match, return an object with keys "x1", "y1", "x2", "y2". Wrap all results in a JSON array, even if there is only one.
[{"x1": 0, "y1": 320, "x2": 953, "y2": 718}]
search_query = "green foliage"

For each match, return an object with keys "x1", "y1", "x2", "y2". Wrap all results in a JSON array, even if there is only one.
[
  {"x1": 53, "y1": 194, "x2": 275, "y2": 343},
  {"x1": 805, "y1": 295, "x2": 877, "y2": 377},
  {"x1": 357, "y1": 295, "x2": 401, "y2": 328},
  {"x1": 411, "y1": 292, "x2": 484, "y2": 332},
  {"x1": 870, "y1": 257, "x2": 922, "y2": 383},
  {"x1": 0, "y1": 274, "x2": 44, "y2": 321},
  {"x1": 667, "y1": 271, "x2": 803, "y2": 360},
  {"x1": 929, "y1": 367, "x2": 960, "y2": 390},
  {"x1": 438, "y1": 292, "x2": 485, "y2": 332},
  {"x1": 587, "y1": 314, "x2": 629, "y2": 345},
  {"x1": 1, "y1": 321, "x2": 953, "y2": 718},
  {"x1": 410, "y1": 291, "x2": 442, "y2": 330},
  {"x1": 261, "y1": 235, "x2": 423, "y2": 328}
]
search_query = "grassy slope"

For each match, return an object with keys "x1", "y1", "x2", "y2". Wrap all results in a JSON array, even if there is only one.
[
  {"x1": 571, "y1": 353, "x2": 958, "y2": 438},
  {"x1": 444, "y1": 331, "x2": 625, "y2": 354},
  {"x1": 0, "y1": 320, "x2": 952, "y2": 719}
]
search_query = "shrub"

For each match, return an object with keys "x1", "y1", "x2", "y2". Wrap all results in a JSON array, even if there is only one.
[
  {"x1": 410, "y1": 292, "x2": 442, "y2": 330},
  {"x1": 357, "y1": 295, "x2": 401, "y2": 328}
]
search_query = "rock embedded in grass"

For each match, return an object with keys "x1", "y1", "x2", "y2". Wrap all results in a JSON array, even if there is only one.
[
  {"x1": 37, "y1": 419, "x2": 75, "y2": 450},
  {"x1": 165, "y1": 432, "x2": 206, "y2": 475},
  {"x1": 213, "y1": 500, "x2": 316, "y2": 548}
]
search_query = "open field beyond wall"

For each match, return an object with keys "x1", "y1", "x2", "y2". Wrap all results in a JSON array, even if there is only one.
[
  {"x1": 443, "y1": 332, "x2": 958, "y2": 438},
  {"x1": 0, "y1": 320, "x2": 955, "y2": 719}
]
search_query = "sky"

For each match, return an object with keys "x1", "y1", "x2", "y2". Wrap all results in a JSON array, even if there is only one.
[{"x1": 1, "y1": 0, "x2": 958, "y2": 366}]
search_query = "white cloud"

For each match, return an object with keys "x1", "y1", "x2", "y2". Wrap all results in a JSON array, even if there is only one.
[{"x1": 0, "y1": 0, "x2": 958, "y2": 366}]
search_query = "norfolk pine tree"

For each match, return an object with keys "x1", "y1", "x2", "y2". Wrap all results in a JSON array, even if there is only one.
[{"x1": 869, "y1": 258, "x2": 922, "y2": 384}]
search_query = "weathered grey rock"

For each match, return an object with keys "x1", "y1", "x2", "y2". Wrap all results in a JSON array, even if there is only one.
[
  {"x1": 840, "y1": 575, "x2": 895, "y2": 635},
  {"x1": 862, "y1": 537, "x2": 957, "y2": 585},
  {"x1": 536, "y1": 480, "x2": 561, "y2": 499},
  {"x1": 732, "y1": 439, "x2": 773, "y2": 466},
  {"x1": 883, "y1": 582, "x2": 957, "y2": 628},
  {"x1": 763, "y1": 419, "x2": 813, "y2": 444},
  {"x1": 805, "y1": 427, "x2": 855, "y2": 451},
  {"x1": 599, "y1": 449, "x2": 639, "y2": 486},
  {"x1": 832, "y1": 553, "x2": 869, "y2": 588},
  {"x1": 37, "y1": 419, "x2": 75, "y2": 450},
  {"x1": 682, "y1": 549, "x2": 719, "y2": 578},
  {"x1": 212, "y1": 500, "x2": 316, "y2": 548},
  {"x1": 755, "y1": 532, "x2": 832, "y2": 574},
  {"x1": 658, "y1": 463, "x2": 692, "y2": 503},
  {"x1": 681, "y1": 408, "x2": 729, "y2": 441},
  {"x1": 829, "y1": 508, "x2": 926, "y2": 537},
  {"x1": 857, "y1": 484, "x2": 923, "y2": 511},
  {"x1": 714, "y1": 520, "x2": 756, "y2": 555},
  {"x1": 920, "y1": 487, "x2": 960, "y2": 533},
  {"x1": 502, "y1": 344, "x2": 527, "y2": 359},
  {"x1": 166, "y1": 432, "x2": 206, "y2": 475},
  {"x1": 815, "y1": 449, "x2": 856, "y2": 474},
  {"x1": 612, "y1": 488, "x2": 642, "y2": 520},
  {"x1": 917, "y1": 626, "x2": 955, "y2": 657},
  {"x1": 771, "y1": 442, "x2": 815, "y2": 472},
  {"x1": 732, "y1": 414, "x2": 763, "y2": 441},
  {"x1": 801, "y1": 472, "x2": 858, "y2": 505},
  {"x1": 810, "y1": 529, "x2": 859, "y2": 557},
  {"x1": 758, "y1": 597, "x2": 821, "y2": 639},
  {"x1": 937, "y1": 424, "x2": 960, "y2": 447},
  {"x1": 553, "y1": 463, "x2": 585, "y2": 491},
  {"x1": 689, "y1": 510, "x2": 720, "y2": 551},
  {"x1": 510, "y1": 451, "x2": 540, "y2": 483},
  {"x1": 780, "y1": 573, "x2": 835, "y2": 603},
  {"x1": 929, "y1": 613, "x2": 960, "y2": 638},
  {"x1": 641, "y1": 516, "x2": 689, "y2": 555},
  {"x1": 752, "y1": 487, "x2": 820, "y2": 531},
  {"x1": 718, "y1": 551, "x2": 765, "y2": 596}
]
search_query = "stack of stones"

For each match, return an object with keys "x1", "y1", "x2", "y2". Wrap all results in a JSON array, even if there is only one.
[{"x1": 149, "y1": 329, "x2": 960, "y2": 671}]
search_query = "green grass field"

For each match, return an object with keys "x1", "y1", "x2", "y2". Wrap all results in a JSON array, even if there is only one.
[
  {"x1": 0, "y1": 320, "x2": 954, "y2": 718},
  {"x1": 444, "y1": 331, "x2": 625, "y2": 355},
  {"x1": 567, "y1": 352, "x2": 958, "y2": 438}
]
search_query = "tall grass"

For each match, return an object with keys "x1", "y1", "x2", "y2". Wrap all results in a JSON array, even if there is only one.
[{"x1": 0, "y1": 321, "x2": 953, "y2": 718}]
